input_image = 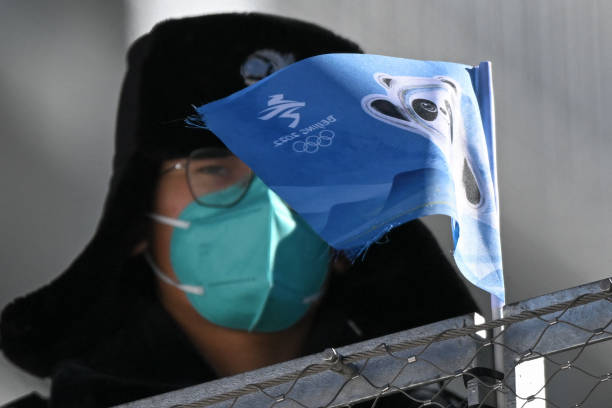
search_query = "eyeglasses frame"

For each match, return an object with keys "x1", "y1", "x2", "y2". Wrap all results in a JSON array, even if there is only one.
[{"x1": 160, "y1": 148, "x2": 255, "y2": 208}]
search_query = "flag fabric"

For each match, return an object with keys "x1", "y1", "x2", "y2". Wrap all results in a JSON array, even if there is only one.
[{"x1": 190, "y1": 53, "x2": 504, "y2": 302}]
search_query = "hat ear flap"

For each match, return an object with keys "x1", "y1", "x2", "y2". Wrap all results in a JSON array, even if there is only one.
[
  {"x1": 0, "y1": 151, "x2": 159, "y2": 377},
  {"x1": 96, "y1": 150, "x2": 159, "y2": 254}
]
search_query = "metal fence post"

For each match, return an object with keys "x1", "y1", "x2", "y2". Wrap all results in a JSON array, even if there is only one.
[
  {"x1": 512, "y1": 357, "x2": 546, "y2": 407},
  {"x1": 490, "y1": 295, "x2": 506, "y2": 408},
  {"x1": 463, "y1": 313, "x2": 501, "y2": 408},
  {"x1": 499, "y1": 278, "x2": 612, "y2": 407}
]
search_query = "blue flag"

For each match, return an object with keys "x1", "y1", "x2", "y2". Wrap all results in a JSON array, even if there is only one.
[{"x1": 190, "y1": 54, "x2": 504, "y2": 302}]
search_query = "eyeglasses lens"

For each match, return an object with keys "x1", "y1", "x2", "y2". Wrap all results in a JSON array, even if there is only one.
[{"x1": 187, "y1": 148, "x2": 253, "y2": 207}]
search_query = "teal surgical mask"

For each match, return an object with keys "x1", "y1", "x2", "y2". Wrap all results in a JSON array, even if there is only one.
[{"x1": 148, "y1": 177, "x2": 330, "y2": 332}]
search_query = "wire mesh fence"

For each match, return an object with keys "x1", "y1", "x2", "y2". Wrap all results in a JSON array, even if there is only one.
[{"x1": 121, "y1": 278, "x2": 612, "y2": 408}]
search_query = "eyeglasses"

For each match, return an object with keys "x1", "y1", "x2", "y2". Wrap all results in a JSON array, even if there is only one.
[{"x1": 161, "y1": 147, "x2": 254, "y2": 207}]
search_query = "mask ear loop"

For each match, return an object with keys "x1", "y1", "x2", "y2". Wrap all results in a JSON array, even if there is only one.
[
  {"x1": 143, "y1": 252, "x2": 204, "y2": 295},
  {"x1": 149, "y1": 213, "x2": 191, "y2": 229}
]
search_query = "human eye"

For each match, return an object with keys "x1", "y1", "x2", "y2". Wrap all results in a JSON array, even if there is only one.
[{"x1": 192, "y1": 164, "x2": 230, "y2": 176}]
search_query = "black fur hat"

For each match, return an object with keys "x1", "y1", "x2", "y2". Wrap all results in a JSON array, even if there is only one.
[{"x1": 0, "y1": 13, "x2": 362, "y2": 377}]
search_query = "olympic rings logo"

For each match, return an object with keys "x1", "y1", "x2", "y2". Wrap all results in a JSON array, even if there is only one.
[{"x1": 292, "y1": 130, "x2": 335, "y2": 154}]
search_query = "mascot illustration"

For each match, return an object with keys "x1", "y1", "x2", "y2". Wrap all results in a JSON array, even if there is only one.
[{"x1": 361, "y1": 73, "x2": 486, "y2": 214}]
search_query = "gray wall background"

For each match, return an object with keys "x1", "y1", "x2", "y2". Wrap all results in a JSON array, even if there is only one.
[{"x1": 1, "y1": 0, "x2": 610, "y2": 405}]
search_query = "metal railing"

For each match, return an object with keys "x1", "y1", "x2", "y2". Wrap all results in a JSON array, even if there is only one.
[{"x1": 120, "y1": 277, "x2": 612, "y2": 408}]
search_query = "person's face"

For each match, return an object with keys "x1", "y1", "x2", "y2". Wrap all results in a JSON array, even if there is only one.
[
  {"x1": 149, "y1": 149, "x2": 252, "y2": 289},
  {"x1": 147, "y1": 148, "x2": 350, "y2": 311}
]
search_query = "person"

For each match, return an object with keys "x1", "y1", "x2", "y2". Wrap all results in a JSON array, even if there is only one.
[{"x1": 0, "y1": 13, "x2": 478, "y2": 408}]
